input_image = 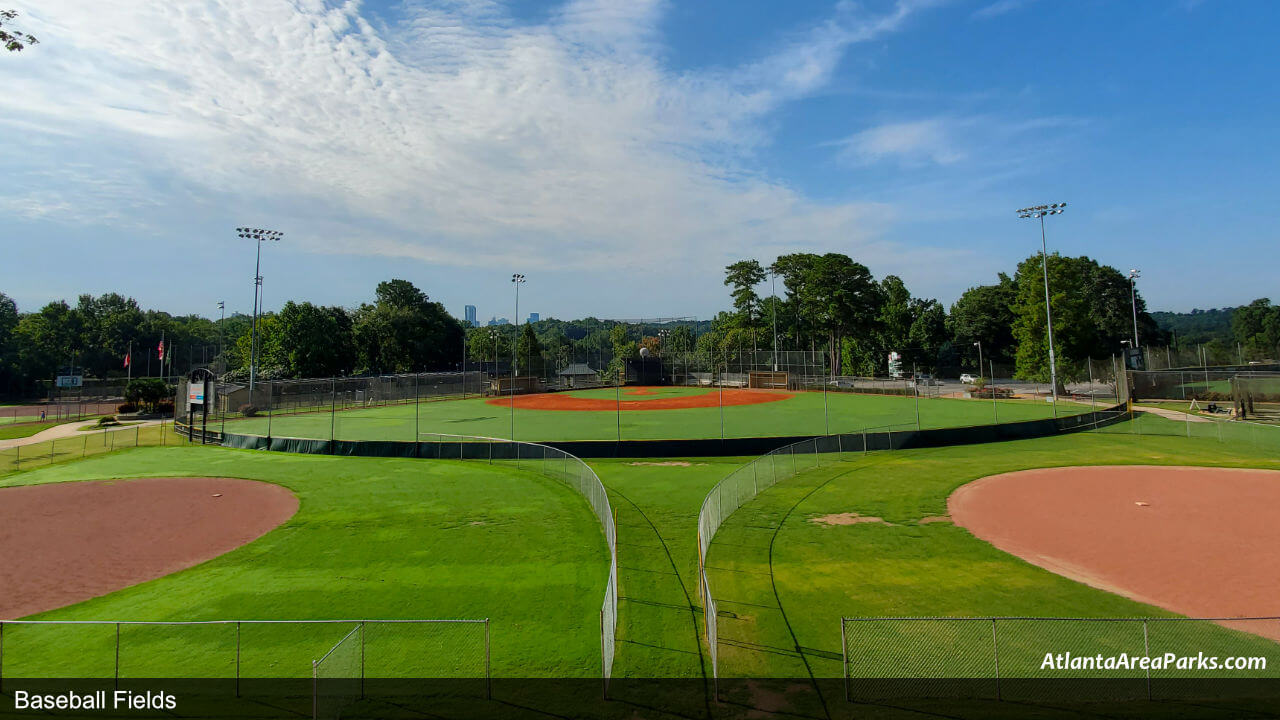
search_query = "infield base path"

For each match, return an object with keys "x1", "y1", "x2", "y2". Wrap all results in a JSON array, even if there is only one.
[
  {"x1": 0, "y1": 477, "x2": 297, "y2": 618},
  {"x1": 950, "y1": 466, "x2": 1280, "y2": 626}
]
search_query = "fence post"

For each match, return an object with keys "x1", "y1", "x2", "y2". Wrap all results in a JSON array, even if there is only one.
[
  {"x1": 236, "y1": 621, "x2": 241, "y2": 698},
  {"x1": 991, "y1": 618, "x2": 1001, "y2": 701},
  {"x1": 0, "y1": 620, "x2": 5, "y2": 694},
  {"x1": 50, "y1": 437, "x2": 56, "y2": 464},
  {"x1": 83, "y1": 435, "x2": 87, "y2": 458},
  {"x1": 840, "y1": 618, "x2": 849, "y2": 703},
  {"x1": 1142, "y1": 619, "x2": 1151, "y2": 701},
  {"x1": 360, "y1": 621, "x2": 366, "y2": 699},
  {"x1": 485, "y1": 619, "x2": 492, "y2": 701},
  {"x1": 312, "y1": 660, "x2": 318, "y2": 720},
  {"x1": 115, "y1": 622, "x2": 121, "y2": 688}
]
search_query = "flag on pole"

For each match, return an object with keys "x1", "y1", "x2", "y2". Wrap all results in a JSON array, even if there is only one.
[
  {"x1": 123, "y1": 352, "x2": 130, "y2": 368},
  {"x1": 157, "y1": 339, "x2": 165, "y2": 361}
]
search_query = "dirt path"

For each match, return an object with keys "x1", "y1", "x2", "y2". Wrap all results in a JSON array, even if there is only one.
[
  {"x1": 0, "y1": 477, "x2": 297, "y2": 618},
  {"x1": 950, "y1": 466, "x2": 1280, "y2": 635},
  {"x1": 0, "y1": 419, "x2": 165, "y2": 451}
]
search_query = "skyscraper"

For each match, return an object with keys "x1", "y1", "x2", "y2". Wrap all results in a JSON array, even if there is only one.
[{"x1": 464, "y1": 305, "x2": 477, "y2": 327}]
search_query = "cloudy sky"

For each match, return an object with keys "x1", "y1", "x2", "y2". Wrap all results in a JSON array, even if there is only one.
[{"x1": 2, "y1": 0, "x2": 1276, "y2": 322}]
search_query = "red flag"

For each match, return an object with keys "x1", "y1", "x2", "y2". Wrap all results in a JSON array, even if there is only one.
[
  {"x1": 123, "y1": 352, "x2": 130, "y2": 368},
  {"x1": 157, "y1": 340, "x2": 165, "y2": 361}
]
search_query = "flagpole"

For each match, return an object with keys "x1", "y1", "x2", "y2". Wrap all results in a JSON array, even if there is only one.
[{"x1": 127, "y1": 340, "x2": 132, "y2": 382}]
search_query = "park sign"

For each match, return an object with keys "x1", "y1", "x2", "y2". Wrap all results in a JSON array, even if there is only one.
[
  {"x1": 187, "y1": 380, "x2": 206, "y2": 405},
  {"x1": 55, "y1": 375, "x2": 83, "y2": 388}
]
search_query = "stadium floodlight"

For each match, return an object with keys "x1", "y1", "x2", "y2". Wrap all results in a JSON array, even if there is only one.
[
  {"x1": 510, "y1": 274, "x2": 526, "y2": 441},
  {"x1": 973, "y1": 341, "x2": 984, "y2": 383},
  {"x1": 1128, "y1": 268, "x2": 1141, "y2": 348},
  {"x1": 237, "y1": 227, "x2": 283, "y2": 403},
  {"x1": 1016, "y1": 203, "x2": 1066, "y2": 414}
]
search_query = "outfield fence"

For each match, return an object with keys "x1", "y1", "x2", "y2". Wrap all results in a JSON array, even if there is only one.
[
  {"x1": 0, "y1": 619, "x2": 489, "y2": 693},
  {"x1": 695, "y1": 406, "x2": 1130, "y2": 684},
  {"x1": 841, "y1": 616, "x2": 1280, "y2": 703},
  {"x1": 0, "y1": 421, "x2": 175, "y2": 475}
]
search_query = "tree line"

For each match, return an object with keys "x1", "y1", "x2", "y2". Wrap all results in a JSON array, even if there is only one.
[{"x1": 3, "y1": 261, "x2": 1276, "y2": 398}]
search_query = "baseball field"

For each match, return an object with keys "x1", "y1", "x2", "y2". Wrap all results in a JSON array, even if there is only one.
[
  {"x1": 218, "y1": 386, "x2": 1088, "y2": 442},
  {"x1": 3, "y1": 399, "x2": 1280, "y2": 717}
]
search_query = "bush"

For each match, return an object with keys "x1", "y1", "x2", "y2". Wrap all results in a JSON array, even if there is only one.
[
  {"x1": 96, "y1": 415, "x2": 118, "y2": 427},
  {"x1": 239, "y1": 404, "x2": 259, "y2": 417},
  {"x1": 156, "y1": 401, "x2": 175, "y2": 416},
  {"x1": 117, "y1": 402, "x2": 138, "y2": 414}
]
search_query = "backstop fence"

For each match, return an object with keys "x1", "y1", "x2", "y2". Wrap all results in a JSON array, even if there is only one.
[
  {"x1": 695, "y1": 406, "x2": 1131, "y2": 684},
  {"x1": 841, "y1": 616, "x2": 1280, "y2": 703},
  {"x1": 0, "y1": 618, "x2": 489, "y2": 687}
]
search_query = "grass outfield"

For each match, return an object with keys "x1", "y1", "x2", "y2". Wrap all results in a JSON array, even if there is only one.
[
  {"x1": 222, "y1": 387, "x2": 1090, "y2": 443},
  {"x1": 706, "y1": 417, "x2": 1280, "y2": 683},
  {"x1": 0, "y1": 447, "x2": 608, "y2": 678},
  {"x1": 0, "y1": 421, "x2": 58, "y2": 440}
]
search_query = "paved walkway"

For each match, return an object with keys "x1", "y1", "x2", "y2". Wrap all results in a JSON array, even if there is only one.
[
  {"x1": 0, "y1": 419, "x2": 166, "y2": 451},
  {"x1": 1137, "y1": 406, "x2": 1212, "y2": 423}
]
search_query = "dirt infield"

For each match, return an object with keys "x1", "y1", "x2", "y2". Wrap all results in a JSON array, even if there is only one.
[
  {"x1": 0, "y1": 477, "x2": 297, "y2": 618},
  {"x1": 950, "y1": 466, "x2": 1280, "y2": 627},
  {"x1": 486, "y1": 387, "x2": 794, "y2": 411}
]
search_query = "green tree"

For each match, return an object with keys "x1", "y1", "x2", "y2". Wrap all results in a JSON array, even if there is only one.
[
  {"x1": 233, "y1": 314, "x2": 286, "y2": 379},
  {"x1": 277, "y1": 301, "x2": 355, "y2": 378},
  {"x1": 948, "y1": 274, "x2": 1017, "y2": 368},
  {"x1": 0, "y1": 292, "x2": 19, "y2": 394},
  {"x1": 724, "y1": 260, "x2": 766, "y2": 351},
  {"x1": 124, "y1": 378, "x2": 172, "y2": 412},
  {"x1": 1, "y1": 10, "x2": 37, "y2": 52},
  {"x1": 352, "y1": 279, "x2": 463, "y2": 374},
  {"x1": 666, "y1": 325, "x2": 694, "y2": 353},
  {"x1": 1232, "y1": 299, "x2": 1280, "y2": 358},
  {"x1": 772, "y1": 253, "x2": 880, "y2": 373},
  {"x1": 517, "y1": 323, "x2": 542, "y2": 376}
]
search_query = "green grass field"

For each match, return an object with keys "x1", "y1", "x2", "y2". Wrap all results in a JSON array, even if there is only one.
[
  {"x1": 222, "y1": 387, "x2": 1089, "y2": 443},
  {"x1": 4, "y1": 407, "x2": 1279, "y2": 709},
  {"x1": 0, "y1": 421, "x2": 58, "y2": 440},
  {"x1": 706, "y1": 416, "x2": 1280, "y2": 685},
  {"x1": 0, "y1": 447, "x2": 608, "y2": 678}
]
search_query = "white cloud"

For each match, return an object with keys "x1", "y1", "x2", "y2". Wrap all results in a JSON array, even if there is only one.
[
  {"x1": 833, "y1": 114, "x2": 1084, "y2": 169},
  {"x1": 972, "y1": 0, "x2": 1032, "y2": 20},
  {"x1": 839, "y1": 119, "x2": 965, "y2": 165},
  {"x1": 0, "y1": 0, "x2": 938, "y2": 274}
]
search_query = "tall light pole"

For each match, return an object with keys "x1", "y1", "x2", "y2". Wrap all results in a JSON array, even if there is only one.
[
  {"x1": 769, "y1": 266, "x2": 780, "y2": 372},
  {"x1": 1127, "y1": 268, "x2": 1141, "y2": 347},
  {"x1": 216, "y1": 301, "x2": 225, "y2": 376},
  {"x1": 237, "y1": 227, "x2": 282, "y2": 404},
  {"x1": 974, "y1": 341, "x2": 984, "y2": 383},
  {"x1": 1017, "y1": 203, "x2": 1066, "y2": 414},
  {"x1": 511, "y1": 274, "x2": 525, "y2": 376}
]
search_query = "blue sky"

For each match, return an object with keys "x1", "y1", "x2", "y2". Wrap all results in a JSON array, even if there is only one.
[{"x1": 1, "y1": 0, "x2": 1276, "y2": 323}]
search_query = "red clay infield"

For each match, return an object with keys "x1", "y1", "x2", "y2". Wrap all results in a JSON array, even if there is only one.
[
  {"x1": 0, "y1": 477, "x2": 297, "y2": 618},
  {"x1": 486, "y1": 387, "x2": 794, "y2": 411},
  {"x1": 950, "y1": 466, "x2": 1280, "y2": 625}
]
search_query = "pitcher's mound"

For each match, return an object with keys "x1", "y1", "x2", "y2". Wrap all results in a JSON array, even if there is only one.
[{"x1": 0, "y1": 477, "x2": 297, "y2": 618}]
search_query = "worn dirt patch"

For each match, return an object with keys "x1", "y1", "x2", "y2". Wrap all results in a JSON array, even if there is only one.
[
  {"x1": 0, "y1": 477, "x2": 297, "y2": 618},
  {"x1": 625, "y1": 461, "x2": 709, "y2": 467},
  {"x1": 810, "y1": 512, "x2": 895, "y2": 526},
  {"x1": 917, "y1": 515, "x2": 951, "y2": 524},
  {"x1": 486, "y1": 387, "x2": 793, "y2": 411}
]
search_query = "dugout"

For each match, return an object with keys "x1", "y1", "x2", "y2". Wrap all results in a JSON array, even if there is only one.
[
  {"x1": 622, "y1": 357, "x2": 670, "y2": 386},
  {"x1": 490, "y1": 376, "x2": 541, "y2": 395},
  {"x1": 748, "y1": 371, "x2": 789, "y2": 389}
]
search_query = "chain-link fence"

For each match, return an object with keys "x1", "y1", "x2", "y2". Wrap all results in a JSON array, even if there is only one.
[
  {"x1": 695, "y1": 407, "x2": 1128, "y2": 683},
  {"x1": 0, "y1": 400, "x2": 123, "y2": 426},
  {"x1": 841, "y1": 616, "x2": 1280, "y2": 703},
  {"x1": 0, "y1": 421, "x2": 176, "y2": 475},
  {"x1": 0, "y1": 619, "x2": 489, "y2": 688}
]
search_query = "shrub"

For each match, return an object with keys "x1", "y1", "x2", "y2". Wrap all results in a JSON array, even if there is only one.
[
  {"x1": 96, "y1": 415, "x2": 118, "y2": 427},
  {"x1": 239, "y1": 404, "x2": 259, "y2": 417},
  {"x1": 156, "y1": 401, "x2": 175, "y2": 416},
  {"x1": 117, "y1": 402, "x2": 138, "y2": 414}
]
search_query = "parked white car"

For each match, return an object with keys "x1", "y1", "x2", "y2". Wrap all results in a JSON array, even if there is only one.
[{"x1": 960, "y1": 373, "x2": 978, "y2": 384}]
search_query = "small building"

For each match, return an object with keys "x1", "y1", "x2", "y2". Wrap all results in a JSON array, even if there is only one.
[{"x1": 559, "y1": 363, "x2": 600, "y2": 388}]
